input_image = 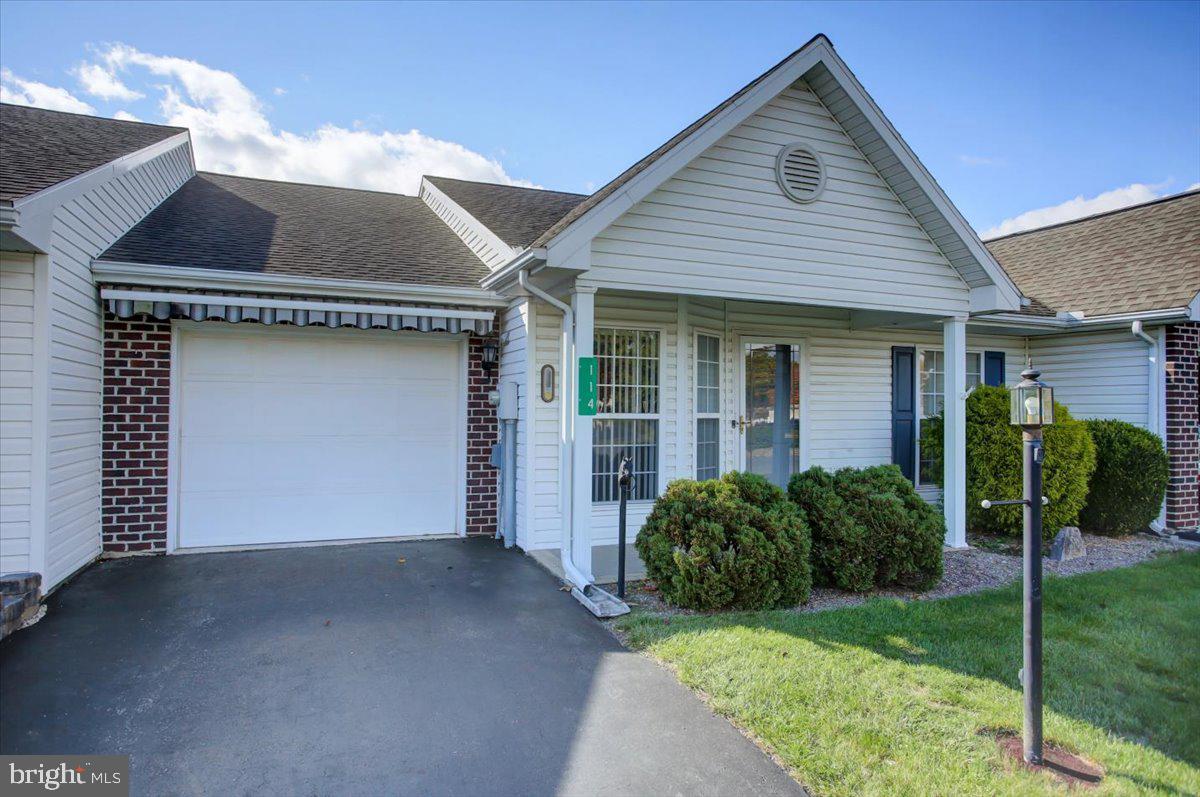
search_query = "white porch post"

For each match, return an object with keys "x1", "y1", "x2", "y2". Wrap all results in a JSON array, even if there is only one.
[
  {"x1": 570, "y1": 286, "x2": 596, "y2": 580},
  {"x1": 943, "y1": 316, "x2": 968, "y2": 548}
]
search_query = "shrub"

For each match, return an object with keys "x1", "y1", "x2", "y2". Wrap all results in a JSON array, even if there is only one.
[
  {"x1": 787, "y1": 465, "x2": 944, "y2": 592},
  {"x1": 920, "y1": 385, "x2": 1096, "y2": 540},
  {"x1": 635, "y1": 471, "x2": 811, "y2": 611},
  {"x1": 1079, "y1": 419, "x2": 1168, "y2": 535}
]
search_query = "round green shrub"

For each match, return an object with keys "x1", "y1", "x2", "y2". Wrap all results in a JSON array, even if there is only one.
[
  {"x1": 920, "y1": 385, "x2": 1096, "y2": 539},
  {"x1": 787, "y1": 465, "x2": 944, "y2": 592},
  {"x1": 1079, "y1": 419, "x2": 1168, "y2": 536},
  {"x1": 635, "y1": 471, "x2": 812, "y2": 611}
]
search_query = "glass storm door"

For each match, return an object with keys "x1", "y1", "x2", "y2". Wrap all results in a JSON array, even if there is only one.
[{"x1": 740, "y1": 342, "x2": 801, "y2": 488}]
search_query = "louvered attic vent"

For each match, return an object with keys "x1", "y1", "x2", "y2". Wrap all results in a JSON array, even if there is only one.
[{"x1": 775, "y1": 143, "x2": 825, "y2": 203}]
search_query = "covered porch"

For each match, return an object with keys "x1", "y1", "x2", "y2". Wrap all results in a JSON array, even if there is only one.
[{"x1": 517, "y1": 284, "x2": 1022, "y2": 583}]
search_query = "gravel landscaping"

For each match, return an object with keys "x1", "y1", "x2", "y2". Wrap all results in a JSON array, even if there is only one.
[{"x1": 606, "y1": 532, "x2": 1192, "y2": 619}]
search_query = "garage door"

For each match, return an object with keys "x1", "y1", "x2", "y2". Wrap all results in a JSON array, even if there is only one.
[{"x1": 177, "y1": 327, "x2": 462, "y2": 548}]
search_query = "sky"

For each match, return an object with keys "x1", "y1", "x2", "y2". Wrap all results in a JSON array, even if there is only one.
[{"x1": 1, "y1": 1, "x2": 1197, "y2": 237}]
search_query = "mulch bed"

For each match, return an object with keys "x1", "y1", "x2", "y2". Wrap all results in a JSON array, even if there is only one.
[
  {"x1": 605, "y1": 532, "x2": 1190, "y2": 619},
  {"x1": 994, "y1": 731, "x2": 1104, "y2": 788}
]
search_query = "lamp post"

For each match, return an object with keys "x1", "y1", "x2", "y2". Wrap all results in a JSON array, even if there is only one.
[{"x1": 981, "y1": 365, "x2": 1053, "y2": 765}]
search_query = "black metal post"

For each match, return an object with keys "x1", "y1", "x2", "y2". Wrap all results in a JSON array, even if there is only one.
[
  {"x1": 1023, "y1": 429, "x2": 1045, "y2": 764},
  {"x1": 617, "y1": 455, "x2": 633, "y2": 599}
]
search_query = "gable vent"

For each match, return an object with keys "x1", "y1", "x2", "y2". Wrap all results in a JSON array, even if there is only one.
[{"x1": 775, "y1": 143, "x2": 826, "y2": 203}]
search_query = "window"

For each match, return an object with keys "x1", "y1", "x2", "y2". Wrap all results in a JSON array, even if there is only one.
[
  {"x1": 918, "y1": 350, "x2": 981, "y2": 484},
  {"x1": 696, "y1": 334, "x2": 721, "y2": 480},
  {"x1": 592, "y1": 328, "x2": 659, "y2": 502}
]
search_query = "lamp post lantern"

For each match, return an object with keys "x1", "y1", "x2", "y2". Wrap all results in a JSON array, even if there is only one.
[{"x1": 982, "y1": 364, "x2": 1053, "y2": 765}]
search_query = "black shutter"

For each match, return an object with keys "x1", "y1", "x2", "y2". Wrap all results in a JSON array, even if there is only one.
[
  {"x1": 984, "y1": 350, "x2": 1006, "y2": 387},
  {"x1": 891, "y1": 346, "x2": 916, "y2": 481}
]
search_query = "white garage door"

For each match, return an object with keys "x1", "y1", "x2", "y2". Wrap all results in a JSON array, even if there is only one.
[{"x1": 177, "y1": 327, "x2": 463, "y2": 548}]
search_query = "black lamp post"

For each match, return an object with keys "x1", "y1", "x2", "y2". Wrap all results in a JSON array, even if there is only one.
[{"x1": 982, "y1": 364, "x2": 1053, "y2": 765}]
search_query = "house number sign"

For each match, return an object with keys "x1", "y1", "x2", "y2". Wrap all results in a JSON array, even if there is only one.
[
  {"x1": 540, "y1": 364, "x2": 555, "y2": 403},
  {"x1": 578, "y1": 356, "x2": 598, "y2": 416}
]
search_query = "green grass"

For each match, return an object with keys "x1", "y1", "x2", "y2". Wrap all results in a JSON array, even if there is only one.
[{"x1": 617, "y1": 553, "x2": 1200, "y2": 797}]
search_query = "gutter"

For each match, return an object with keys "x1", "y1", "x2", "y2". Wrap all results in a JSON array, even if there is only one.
[
  {"x1": 1131, "y1": 321, "x2": 1169, "y2": 534},
  {"x1": 974, "y1": 307, "x2": 1193, "y2": 332},
  {"x1": 517, "y1": 270, "x2": 628, "y2": 617},
  {"x1": 481, "y1": 248, "x2": 546, "y2": 292},
  {"x1": 95, "y1": 260, "x2": 507, "y2": 307}
]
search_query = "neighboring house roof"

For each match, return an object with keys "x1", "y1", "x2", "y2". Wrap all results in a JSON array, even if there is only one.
[
  {"x1": 0, "y1": 103, "x2": 186, "y2": 203},
  {"x1": 426, "y1": 176, "x2": 587, "y2": 248},
  {"x1": 98, "y1": 172, "x2": 489, "y2": 288},
  {"x1": 985, "y1": 190, "x2": 1200, "y2": 318}
]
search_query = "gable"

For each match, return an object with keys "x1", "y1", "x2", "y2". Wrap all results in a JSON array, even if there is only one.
[{"x1": 588, "y1": 79, "x2": 970, "y2": 315}]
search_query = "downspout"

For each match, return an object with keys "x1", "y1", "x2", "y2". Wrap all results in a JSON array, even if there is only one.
[
  {"x1": 518, "y1": 270, "x2": 592, "y2": 589},
  {"x1": 1131, "y1": 321, "x2": 1168, "y2": 534}
]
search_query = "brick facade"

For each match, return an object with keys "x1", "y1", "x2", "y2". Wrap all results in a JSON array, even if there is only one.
[
  {"x1": 1165, "y1": 321, "x2": 1199, "y2": 532},
  {"x1": 102, "y1": 315, "x2": 173, "y2": 553},
  {"x1": 101, "y1": 313, "x2": 500, "y2": 553},
  {"x1": 465, "y1": 331, "x2": 500, "y2": 537}
]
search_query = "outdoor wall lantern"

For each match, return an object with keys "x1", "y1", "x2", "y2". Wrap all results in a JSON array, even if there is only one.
[
  {"x1": 1010, "y1": 368, "x2": 1054, "y2": 427},
  {"x1": 480, "y1": 339, "x2": 499, "y2": 371}
]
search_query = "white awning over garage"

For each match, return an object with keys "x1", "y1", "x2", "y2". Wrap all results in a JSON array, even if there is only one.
[{"x1": 101, "y1": 287, "x2": 495, "y2": 334}]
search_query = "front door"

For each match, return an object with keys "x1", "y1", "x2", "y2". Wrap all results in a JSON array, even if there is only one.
[{"x1": 739, "y1": 341, "x2": 802, "y2": 488}]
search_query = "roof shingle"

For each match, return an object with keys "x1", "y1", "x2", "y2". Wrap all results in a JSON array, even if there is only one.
[
  {"x1": 99, "y1": 172, "x2": 490, "y2": 288},
  {"x1": 0, "y1": 103, "x2": 185, "y2": 203},
  {"x1": 985, "y1": 191, "x2": 1200, "y2": 318},
  {"x1": 426, "y1": 176, "x2": 587, "y2": 249}
]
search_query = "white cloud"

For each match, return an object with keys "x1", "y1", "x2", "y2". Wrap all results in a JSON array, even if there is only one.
[
  {"x1": 982, "y1": 183, "x2": 1169, "y2": 239},
  {"x1": 112, "y1": 110, "x2": 142, "y2": 122},
  {"x1": 0, "y1": 67, "x2": 95, "y2": 114},
  {"x1": 1188, "y1": 182, "x2": 1200, "y2": 192},
  {"x1": 80, "y1": 43, "x2": 530, "y2": 194},
  {"x1": 958, "y1": 154, "x2": 1001, "y2": 167},
  {"x1": 273, "y1": 87, "x2": 287, "y2": 96},
  {"x1": 74, "y1": 62, "x2": 143, "y2": 101}
]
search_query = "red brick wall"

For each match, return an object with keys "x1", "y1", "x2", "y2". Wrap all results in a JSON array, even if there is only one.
[
  {"x1": 1165, "y1": 321, "x2": 1199, "y2": 532},
  {"x1": 101, "y1": 315, "x2": 501, "y2": 551},
  {"x1": 465, "y1": 331, "x2": 499, "y2": 537},
  {"x1": 102, "y1": 315, "x2": 172, "y2": 553}
]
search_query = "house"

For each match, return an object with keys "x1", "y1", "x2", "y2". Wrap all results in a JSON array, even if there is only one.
[{"x1": 1, "y1": 35, "x2": 1196, "y2": 615}]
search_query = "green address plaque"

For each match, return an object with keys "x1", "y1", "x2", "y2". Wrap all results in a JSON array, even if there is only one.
[{"x1": 577, "y1": 356, "x2": 598, "y2": 416}]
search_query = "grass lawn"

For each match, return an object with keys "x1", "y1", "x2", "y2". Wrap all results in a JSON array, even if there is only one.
[{"x1": 617, "y1": 552, "x2": 1199, "y2": 797}]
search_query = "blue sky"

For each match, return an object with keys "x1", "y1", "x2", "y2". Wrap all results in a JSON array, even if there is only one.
[{"x1": 2, "y1": 0, "x2": 1197, "y2": 235}]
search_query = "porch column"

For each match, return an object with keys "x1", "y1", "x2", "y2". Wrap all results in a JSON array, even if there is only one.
[
  {"x1": 943, "y1": 316, "x2": 968, "y2": 548},
  {"x1": 570, "y1": 286, "x2": 596, "y2": 580}
]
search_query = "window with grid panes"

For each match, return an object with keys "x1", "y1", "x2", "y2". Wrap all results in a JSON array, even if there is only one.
[
  {"x1": 592, "y1": 328, "x2": 659, "y2": 502},
  {"x1": 695, "y1": 334, "x2": 721, "y2": 480},
  {"x1": 918, "y1": 350, "x2": 981, "y2": 484}
]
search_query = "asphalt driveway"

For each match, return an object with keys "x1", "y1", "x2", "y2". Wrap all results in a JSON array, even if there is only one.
[{"x1": 0, "y1": 538, "x2": 802, "y2": 796}]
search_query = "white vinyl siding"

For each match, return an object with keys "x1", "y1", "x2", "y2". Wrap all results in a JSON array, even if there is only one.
[
  {"x1": 45, "y1": 142, "x2": 193, "y2": 588},
  {"x1": 588, "y1": 79, "x2": 970, "y2": 316},
  {"x1": 1, "y1": 254, "x2": 36, "y2": 574},
  {"x1": 500, "y1": 298, "x2": 530, "y2": 548},
  {"x1": 1029, "y1": 331, "x2": 1151, "y2": 427}
]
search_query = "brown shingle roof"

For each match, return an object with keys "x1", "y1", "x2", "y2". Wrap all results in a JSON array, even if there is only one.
[
  {"x1": 0, "y1": 103, "x2": 186, "y2": 203},
  {"x1": 427, "y1": 176, "x2": 586, "y2": 249},
  {"x1": 985, "y1": 191, "x2": 1200, "y2": 317},
  {"x1": 98, "y1": 172, "x2": 490, "y2": 288}
]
